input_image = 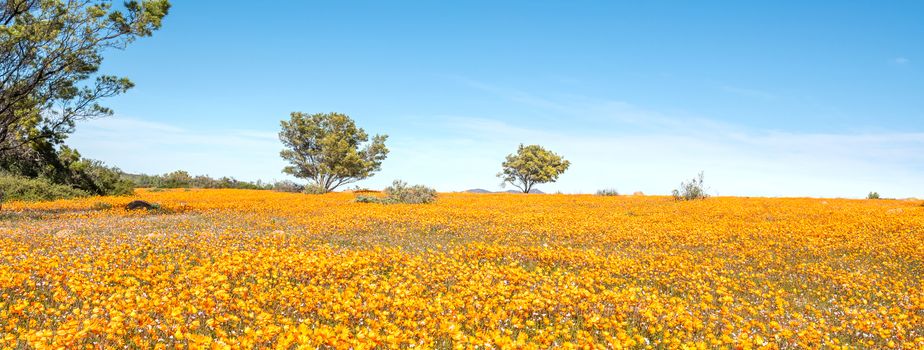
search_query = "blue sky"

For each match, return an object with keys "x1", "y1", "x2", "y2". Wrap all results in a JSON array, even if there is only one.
[{"x1": 70, "y1": 1, "x2": 924, "y2": 197}]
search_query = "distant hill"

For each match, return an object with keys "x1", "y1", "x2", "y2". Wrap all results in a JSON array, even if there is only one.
[{"x1": 465, "y1": 188, "x2": 545, "y2": 194}]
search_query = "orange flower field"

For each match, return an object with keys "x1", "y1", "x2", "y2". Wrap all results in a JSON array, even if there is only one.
[{"x1": 1, "y1": 189, "x2": 923, "y2": 349}]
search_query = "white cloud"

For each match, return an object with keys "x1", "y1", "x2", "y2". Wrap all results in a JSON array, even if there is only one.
[
  {"x1": 68, "y1": 118, "x2": 292, "y2": 183},
  {"x1": 67, "y1": 85, "x2": 924, "y2": 198},
  {"x1": 404, "y1": 116, "x2": 924, "y2": 198},
  {"x1": 893, "y1": 57, "x2": 910, "y2": 65}
]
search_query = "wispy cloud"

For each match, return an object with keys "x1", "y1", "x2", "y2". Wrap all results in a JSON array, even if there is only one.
[
  {"x1": 452, "y1": 76, "x2": 571, "y2": 113},
  {"x1": 892, "y1": 57, "x2": 910, "y2": 65},
  {"x1": 455, "y1": 77, "x2": 725, "y2": 132},
  {"x1": 432, "y1": 115, "x2": 924, "y2": 197},
  {"x1": 67, "y1": 82, "x2": 924, "y2": 198},
  {"x1": 69, "y1": 118, "x2": 290, "y2": 182},
  {"x1": 431, "y1": 79, "x2": 924, "y2": 197}
]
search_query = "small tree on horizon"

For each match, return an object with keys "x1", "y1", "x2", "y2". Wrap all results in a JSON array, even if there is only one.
[
  {"x1": 672, "y1": 171, "x2": 709, "y2": 200},
  {"x1": 498, "y1": 144, "x2": 570, "y2": 193},
  {"x1": 278, "y1": 112, "x2": 388, "y2": 193}
]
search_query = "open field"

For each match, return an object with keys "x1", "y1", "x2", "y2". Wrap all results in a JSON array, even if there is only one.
[{"x1": 1, "y1": 190, "x2": 923, "y2": 349}]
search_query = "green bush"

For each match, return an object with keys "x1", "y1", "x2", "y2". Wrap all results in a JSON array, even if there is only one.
[
  {"x1": 867, "y1": 192, "x2": 881, "y2": 200},
  {"x1": 672, "y1": 171, "x2": 709, "y2": 201},
  {"x1": 354, "y1": 180, "x2": 438, "y2": 204},
  {"x1": 596, "y1": 188, "x2": 619, "y2": 196},
  {"x1": 271, "y1": 180, "x2": 304, "y2": 193},
  {"x1": 124, "y1": 171, "x2": 271, "y2": 190},
  {"x1": 79, "y1": 160, "x2": 135, "y2": 196},
  {"x1": 303, "y1": 183, "x2": 327, "y2": 194},
  {"x1": 0, "y1": 144, "x2": 133, "y2": 196},
  {"x1": 354, "y1": 194, "x2": 393, "y2": 204},
  {"x1": 383, "y1": 180, "x2": 437, "y2": 204},
  {"x1": 0, "y1": 174, "x2": 89, "y2": 202}
]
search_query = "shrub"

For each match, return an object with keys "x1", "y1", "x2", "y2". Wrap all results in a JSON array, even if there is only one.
[
  {"x1": 272, "y1": 180, "x2": 304, "y2": 193},
  {"x1": 596, "y1": 188, "x2": 619, "y2": 196},
  {"x1": 161, "y1": 170, "x2": 192, "y2": 188},
  {"x1": 672, "y1": 172, "x2": 709, "y2": 201},
  {"x1": 0, "y1": 144, "x2": 133, "y2": 196},
  {"x1": 303, "y1": 183, "x2": 328, "y2": 194},
  {"x1": 383, "y1": 180, "x2": 437, "y2": 204},
  {"x1": 355, "y1": 180, "x2": 437, "y2": 204},
  {"x1": 354, "y1": 194, "x2": 393, "y2": 204},
  {"x1": 125, "y1": 171, "x2": 270, "y2": 190},
  {"x1": 867, "y1": 192, "x2": 881, "y2": 200},
  {"x1": 0, "y1": 174, "x2": 89, "y2": 202}
]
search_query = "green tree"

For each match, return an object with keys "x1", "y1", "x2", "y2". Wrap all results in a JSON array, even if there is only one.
[
  {"x1": 162, "y1": 170, "x2": 191, "y2": 188},
  {"x1": 498, "y1": 144, "x2": 570, "y2": 193},
  {"x1": 0, "y1": 0, "x2": 170, "y2": 153},
  {"x1": 279, "y1": 112, "x2": 388, "y2": 192}
]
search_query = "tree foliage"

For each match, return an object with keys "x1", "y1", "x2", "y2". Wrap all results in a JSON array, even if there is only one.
[
  {"x1": 123, "y1": 171, "x2": 270, "y2": 190},
  {"x1": 0, "y1": 0, "x2": 170, "y2": 153},
  {"x1": 279, "y1": 112, "x2": 388, "y2": 193},
  {"x1": 0, "y1": 143, "x2": 133, "y2": 196},
  {"x1": 498, "y1": 144, "x2": 570, "y2": 193}
]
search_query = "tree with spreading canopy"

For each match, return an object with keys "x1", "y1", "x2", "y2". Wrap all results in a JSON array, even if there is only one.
[
  {"x1": 498, "y1": 144, "x2": 570, "y2": 193},
  {"x1": 0, "y1": 0, "x2": 168, "y2": 203},
  {"x1": 0, "y1": 0, "x2": 170, "y2": 154},
  {"x1": 278, "y1": 112, "x2": 388, "y2": 193}
]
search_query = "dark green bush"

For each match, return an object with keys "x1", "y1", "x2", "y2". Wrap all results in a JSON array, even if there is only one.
[
  {"x1": 79, "y1": 160, "x2": 135, "y2": 196},
  {"x1": 0, "y1": 144, "x2": 133, "y2": 196},
  {"x1": 161, "y1": 170, "x2": 192, "y2": 188},
  {"x1": 0, "y1": 174, "x2": 89, "y2": 202},
  {"x1": 124, "y1": 171, "x2": 272, "y2": 190}
]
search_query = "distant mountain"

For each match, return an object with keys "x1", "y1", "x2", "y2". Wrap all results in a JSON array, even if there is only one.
[{"x1": 464, "y1": 188, "x2": 545, "y2": 194}]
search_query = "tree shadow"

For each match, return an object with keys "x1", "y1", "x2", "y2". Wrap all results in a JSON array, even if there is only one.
[{"x1": 0, "y1": 206, "x2": 180, "y2": 222}]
